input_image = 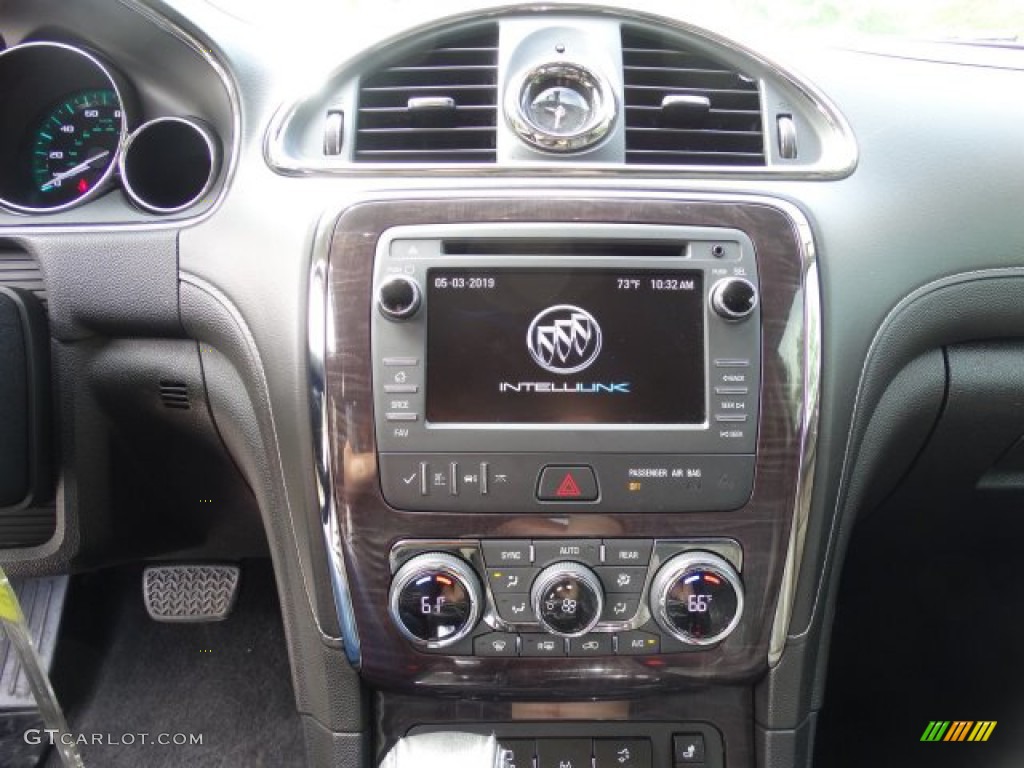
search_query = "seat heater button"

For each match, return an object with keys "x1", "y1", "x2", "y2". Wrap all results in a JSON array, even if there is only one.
[{"x1": 673, "y1": 733, "x2": 706, "y2": 764}]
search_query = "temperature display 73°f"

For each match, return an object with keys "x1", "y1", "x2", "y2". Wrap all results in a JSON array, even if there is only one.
[{"x1": 29, "y1": 89, "x2": 122, "y2": 207}]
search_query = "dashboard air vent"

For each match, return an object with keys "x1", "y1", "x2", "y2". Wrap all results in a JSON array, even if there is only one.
[
  {"x1": 158, "y1": 380, "x2": 190, "y2": 410},
  {"x1": 355, "y1": 25, "x2": 499, "y2": 163},
  {"x1": 621, "y1": 26, "x2": 765, "y2": 166}
]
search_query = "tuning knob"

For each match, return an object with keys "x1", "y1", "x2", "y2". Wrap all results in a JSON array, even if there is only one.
[
  {"x1": 530, "y1": 562, "x2": 604, "y2": 638},
  {"x1": 389, "y1": 553, "x2": 482, "y2": 648},
  {"x1": 377, "y1": 275, "x2": 422, "y2": 320},
  {"x1": 650, "y1": 552, "x2": 744, "y2": 646},
  {"x1": 710, "y1": 278, "x2": 758, "y2": 320}
]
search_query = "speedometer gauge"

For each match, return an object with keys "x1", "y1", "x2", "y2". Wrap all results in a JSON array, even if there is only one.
[
  {"x1": 0, "y1": 41, "x2": 130, "y2": 213},
  {"x1": 30, "y1": 89, "x2": 122, "y2": 207}
]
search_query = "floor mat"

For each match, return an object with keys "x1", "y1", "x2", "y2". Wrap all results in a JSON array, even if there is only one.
[{"x1": 43, "y1": 559, "x2": 306, "y2": 768}]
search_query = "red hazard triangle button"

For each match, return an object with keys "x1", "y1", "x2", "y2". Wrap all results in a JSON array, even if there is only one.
[
  {"x1": 556, "y1": 473, "x2": 581, "y2": 498},
  {"x1": 537, "y1": 465, "x2": 599, "y2": 502}
]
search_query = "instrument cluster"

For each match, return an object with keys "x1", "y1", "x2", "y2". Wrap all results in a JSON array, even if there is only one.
[{"x1": 0, "y1": 41, "x2": 219, "y2": 216}]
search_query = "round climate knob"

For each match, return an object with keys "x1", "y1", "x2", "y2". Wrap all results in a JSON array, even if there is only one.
[
  {"x1": 530, "y1": 562, "x2": 603, "y2": 637},
  {"x1": 650, "y1": 552, "x2": 744, "y2": 646},
  {"x1": 710, "y1": 278, "x2": 758, "y2": 320},
  {"x1": 377, "y1": 275, "x2": 421, "y2": 320},
  {"x1": 389, "y1": 553, "x2": 482, "y2": 648}
]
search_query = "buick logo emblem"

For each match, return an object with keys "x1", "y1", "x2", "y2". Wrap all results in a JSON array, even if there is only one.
[{"x1": 527, "y1": 304, "x2": 603, "y2": 374}]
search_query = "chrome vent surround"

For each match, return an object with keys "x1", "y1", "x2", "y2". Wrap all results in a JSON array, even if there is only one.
[
  {"x1": 621, "y1": 25, "x2": 765, "y2": 166},
  {"x1": 355, "y1": 24, "x2": 499, "y2": 163}
]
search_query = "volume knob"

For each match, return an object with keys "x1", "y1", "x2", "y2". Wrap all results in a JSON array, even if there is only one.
[
  {"x1": 710, "y1": 278, "x2": 758, "y2": 321},
  {"x1": 377, "y1": 275, "x2": 422, "y2": 320}
]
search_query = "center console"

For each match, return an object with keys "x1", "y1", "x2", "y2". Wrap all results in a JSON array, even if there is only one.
[{"x1": 318, "y1": 193, "x2": 816, "y2": 763}]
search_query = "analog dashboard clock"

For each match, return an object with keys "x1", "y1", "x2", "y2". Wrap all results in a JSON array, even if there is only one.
[{"x1": 507, "y1": 62, "x2": 616, "y2": 153}]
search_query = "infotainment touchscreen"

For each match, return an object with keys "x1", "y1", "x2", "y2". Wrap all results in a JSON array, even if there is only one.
[{"x1": 426, "y1": 269, "x2": 705, "y2": 425}]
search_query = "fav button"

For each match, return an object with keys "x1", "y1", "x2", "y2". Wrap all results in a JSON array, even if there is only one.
[{"x1": 537, "y1": 466, "x2": 599, "y2": 501}]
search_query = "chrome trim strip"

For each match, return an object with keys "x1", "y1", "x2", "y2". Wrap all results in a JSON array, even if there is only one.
[
  {"x1": 265, "y1": 3, "x2": 857, "y2": 179},
  {"x1": 768, "y1": 222, "x2": 820, "y2": 666},
  {"x1": 181, "y1": 269, "x2": 342, "y2": 650},
  {"x1": 309, "y1": 215, "x2": 362, "y2": 665}
]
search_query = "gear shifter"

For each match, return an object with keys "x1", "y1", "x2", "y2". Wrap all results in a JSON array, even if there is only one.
[{"x1": 380, "y1": 732, "x2": 503, "y2": 768}]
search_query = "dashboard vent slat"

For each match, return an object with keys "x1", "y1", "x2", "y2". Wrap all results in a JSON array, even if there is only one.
[
  {"x1": 158, "y1": 380, "x2": 191, "y2": 410},
  {"x1": 355, "y1": 25, "x2": 498, "y2": 163},
  {"x1": 621, "y1": 26, "x2": 766, "y2": 166}
]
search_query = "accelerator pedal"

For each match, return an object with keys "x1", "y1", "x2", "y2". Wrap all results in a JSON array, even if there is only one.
[{"x1": 143, "y1": 564, "x2": 240, "y2": 623}]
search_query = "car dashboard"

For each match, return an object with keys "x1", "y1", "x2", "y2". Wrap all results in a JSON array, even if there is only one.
[{"x1": 1, "y1": 1, "x2": 1024, "y2": 767}]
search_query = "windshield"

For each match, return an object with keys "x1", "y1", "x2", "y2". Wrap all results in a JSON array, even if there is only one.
[{"x1": 215, "y1": 0, "x2": 1024, "y2": 44}]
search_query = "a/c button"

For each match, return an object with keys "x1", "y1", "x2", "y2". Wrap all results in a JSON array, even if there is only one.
[{"x1": 537, "y1": 466, "x2": 599, "y2": 501}]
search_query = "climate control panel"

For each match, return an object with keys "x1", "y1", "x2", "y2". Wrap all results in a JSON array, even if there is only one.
[{"x1": 387, "y1": 538, "x2": 744, "y2": 656}]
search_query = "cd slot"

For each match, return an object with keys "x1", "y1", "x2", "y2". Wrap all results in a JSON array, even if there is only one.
[{"x1": 442, "y1": 239, "x2": 688, "y2": 258}]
